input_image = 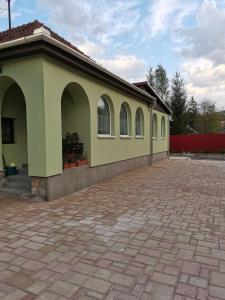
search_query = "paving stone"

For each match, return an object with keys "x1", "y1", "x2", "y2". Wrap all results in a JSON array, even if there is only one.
[
  {"x1": 210, "y1": 271, "x2": 225, "y2": 288},
  {"x1": 48, "y1": 280, "x2": 79, "y2": 297},
  {"x1": 211, "y1": 249, "x2": 225, "y2": 260},
  {"x1": 181, "y1": 261, "x2": 200, "y2": 276},
  {"x1": 189, "y1": 276, "x2": 208, "y2": 288},
  {"x1": 110, "y1": 273, "x2": 135, "y2": 287},
  {"x1": 175, "y1": 283, "x2": 197, "y2": 298},
  {"x1": 152, "y1": 272, "x2": 178, "y2": 286},
  {"x1": 84, "y1": 277, "x2": 111, "y2": 293},
  {"x1": 27, "y1": 281, "x2": 49, "y2": 295},
  {"x1": 151, "y1": 283, "x2": 175, "y2": 300},
  {"x1": 0, "y1": 159, "x2": 225, "y2": 298},
  {"x1": 209, "y1": 285, "x2": 225, "y2": 299}
]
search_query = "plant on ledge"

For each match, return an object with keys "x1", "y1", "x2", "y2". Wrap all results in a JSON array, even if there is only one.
[{"x1": 62, "y1": 132, "x2": 88, "y2": 169}]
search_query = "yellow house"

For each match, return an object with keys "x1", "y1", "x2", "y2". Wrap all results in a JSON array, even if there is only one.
[{"x1": 0, "y1": 21, "x2": 171, "y2": 200}]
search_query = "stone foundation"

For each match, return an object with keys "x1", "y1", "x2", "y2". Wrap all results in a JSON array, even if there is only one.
[
  {"x1": 31, "y1": 177, "x2": 48, "y2": 200},
  {"x1": 152, "y1": 151, "x2": 169, "y2": 162},
  {"x1": 28, "y1": 152, "x2": 168, "y2": 201},
  {"x1": 38, "y1": 155, "x2": 151, "y2": 201}
]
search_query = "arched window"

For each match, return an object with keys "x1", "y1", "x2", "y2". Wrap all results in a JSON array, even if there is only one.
[
  {"x1": 161, "y1": 116, "x2": 166, "y2": 138},
  {"x1": 135, "y1": 108, "x2": 144, "y2": 136},
  {"x1": 153, "y1": 113, "x2": 158, "y2": 138},
  {"x1": 98, "y1": 96, "x2": 111, "y2": 135},
  {"x1": 120, "y1": 104, "x2": 128, "y2": 136}
]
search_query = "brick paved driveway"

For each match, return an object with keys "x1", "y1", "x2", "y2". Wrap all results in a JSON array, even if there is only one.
[{"x1": 0, "y1": 158, "x2": 225, "y2": 300}]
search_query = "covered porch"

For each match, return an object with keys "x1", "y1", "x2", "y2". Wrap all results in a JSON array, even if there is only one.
[{"x1": 0, "y1": 68, "x2": 91, "y2": 199}]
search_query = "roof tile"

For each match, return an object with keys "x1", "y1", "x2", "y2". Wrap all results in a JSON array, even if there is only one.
[{"x1": 0, "y1": 20, "x2": 89, "y2": 58}]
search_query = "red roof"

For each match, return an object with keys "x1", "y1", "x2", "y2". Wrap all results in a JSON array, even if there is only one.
[{"x1": 0, "y1": 20, "x2": 88, "y2": 58}]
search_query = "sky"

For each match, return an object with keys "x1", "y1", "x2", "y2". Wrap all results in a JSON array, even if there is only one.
[{"x1": 0, "y1": 0, "x2": 225, "y2": 109}]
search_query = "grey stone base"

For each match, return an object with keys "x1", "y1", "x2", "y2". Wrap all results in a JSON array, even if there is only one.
[
  {"x1": 28, "y1": 152, "x2": 168, "y2": 201},
  {"x1": 152, "y1": 151, "x2": 169, "y2": 162},
  {"x1": 31, "y1": 177, "x2": 48, "y2": 200},
  {"x1": 40, "y1": 155, "x2": 151, "y2": 201}
]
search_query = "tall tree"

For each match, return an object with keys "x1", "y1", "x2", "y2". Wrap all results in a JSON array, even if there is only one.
[
  {"x1": 198, "y1": 99, "x2": 221, "y2": 133},
  {"x1": 146, "y1": 65, "x2": 155, "y2": 88},
  {"x1": 154, "y1": 64, "x2": 169, "y2": 102},
  {"x1": 186, "y1": 96, "x2": 199, "y2": 132},
  {"x1": 170, "y1": 72, "x2": 187, "y2": 134},
  {"x1": 146, "y1": 64, "x2": 170, "y2": 103}
]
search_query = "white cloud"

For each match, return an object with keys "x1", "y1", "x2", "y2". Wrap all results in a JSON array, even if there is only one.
[
  {"x1": 77, "y1": 40, "x2": 105, "y2": 58},
  {"x1": 146, "y1": 0, "x2": 198, "y2": 38},
  {"x1": 38, "y1": 0, "x2": 140, "y2": 45},
  {"x1": 177, "y1": 0, "x2": 225, "y2": 109},
  {"x1": 182, "y1": 58, "x2": 225, "y2": 108},
  {"x1": 0, "y1": 0, "x2": 17, "y2": 19},
  {"x1": 97, "y1": 55, "x2": 147, "y2": 83},
  {"x1": 180, "y1": 0, "x2": 225, "y2": 64}
]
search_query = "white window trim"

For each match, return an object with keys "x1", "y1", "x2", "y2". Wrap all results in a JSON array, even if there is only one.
[
  {"x1": 136, "y1": 135, "x2": 145, "y2": 139},
  {"x1": 97, "y1": 134, "x2": 116, "y2": 139},
  {"x1": 120, "y1": 135, "x2": 132, "y2": 139}
]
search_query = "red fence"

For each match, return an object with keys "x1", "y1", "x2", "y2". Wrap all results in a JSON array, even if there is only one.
[{"x1": 170, "y1": 134, "x2": 225, "y2": 153}]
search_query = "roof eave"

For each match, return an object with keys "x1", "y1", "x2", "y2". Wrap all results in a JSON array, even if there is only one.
[
  {"x1": 0, "y1": 34, "x2": 155, "y2": 105},
  {"x1": 134, "y1": 81, "x2": 172, "y2": 115}
]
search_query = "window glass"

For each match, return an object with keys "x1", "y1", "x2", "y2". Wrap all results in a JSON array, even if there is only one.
[
  {"x1": 136, "y1": 109, "x2": 143, "y2": 136},
  {"x1": 120, "y1": 104, "x2": 128, "y2": 135},
  {"x1": 98, "y1": 97, "x2": 110, "y2": 135},
  {"x1": 2, "y1": 118, "x2": 14, "y2": 144},
  {"x1": 161, "y1": 117, "x2": 166, "y2": 138},
  {"x1": 153, "y1": 114, "x2": 158, "y2": 138}
]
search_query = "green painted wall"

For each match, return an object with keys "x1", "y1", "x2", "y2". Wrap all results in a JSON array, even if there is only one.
[
  {"x1": 0, "y1": 56, "x2": 47, "y2": 176},
  {"x1": 0, "y1": 55, "x2": 170, "y2": 177},
  {"x1": 2, "y1": 84, "x2": 27, "y2": 168},
  {"x1": 152, "y1": 110, "x2": 169, "y2": 154},
  {"x1": 61, "y1": 84, "x2": 90, "y2": 160},
  {"x1": 42, "y1": 57, "x2": 151, "y2": 170}
]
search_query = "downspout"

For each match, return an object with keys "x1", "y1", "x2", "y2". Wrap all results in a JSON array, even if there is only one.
[{"x1": 150, "y1": 99, "x2": 156, "y2": 165}]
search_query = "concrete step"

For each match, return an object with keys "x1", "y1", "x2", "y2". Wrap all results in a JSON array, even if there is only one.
[
  {"x1": 2, "y1": 181, "x2": 31, "y2": 190},
  {"x1": 1, "y1": 173, "x2": 32, "y2": 194},
  {"x1": 6, "y1": 174, "x2": 31, "y2": 183},
  {"x1": 0, "y1": 187, "x2": 32, "y2": 198}
]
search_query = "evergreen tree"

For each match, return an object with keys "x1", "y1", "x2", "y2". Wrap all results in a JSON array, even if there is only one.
[
  {"x1": 170, "y1": 72, "x2": 187, "y2": 134},
  {"x1": 186, "y1": 96, "x2": 199, "y2": 132}
]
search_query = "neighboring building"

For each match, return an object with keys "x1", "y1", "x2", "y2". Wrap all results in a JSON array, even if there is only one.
[{"x1": 0, "y1": 21, "x2": 171, "y2": 200}]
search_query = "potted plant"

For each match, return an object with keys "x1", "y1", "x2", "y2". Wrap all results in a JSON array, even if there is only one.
[{"x1": 62, "y1": 132, "x2": 85, "y2": 169}]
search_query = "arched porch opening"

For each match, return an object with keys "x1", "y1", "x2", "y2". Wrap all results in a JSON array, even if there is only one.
[
  {"x1": 61, "y1": 82, "x2": 90, "y2": 167},
  {"x1": 0, "y1": 77, "x2": 28, "y2": 171}
]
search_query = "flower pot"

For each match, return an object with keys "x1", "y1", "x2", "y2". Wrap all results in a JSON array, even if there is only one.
[
  {"x1": 64, "y1": 163, "x2": 77, "y2": 169},
  {"x1": 76, "y1": 160, "x2": 88, "y2": 167}
]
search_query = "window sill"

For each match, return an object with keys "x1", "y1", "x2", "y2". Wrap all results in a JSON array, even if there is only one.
[
  {"x1": 97, "y1": 135, "x2": 116, "y2": 139},
  {"x1": 152, "y1": 137, "x2": 158, "y2": 140},
  {"x1": 135, "y1": 136, "x2": 145, "y2": 139},
  {"x1": 160, "y1": 137, "x2": 166, "y2": 140},
  {"x1": 120, "y1": 135, "x2": 132, "y2": 139}
]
